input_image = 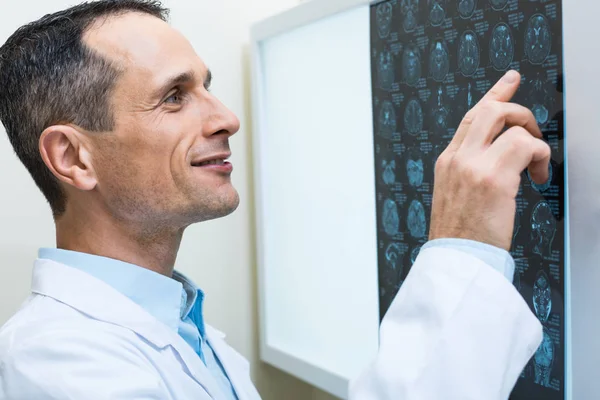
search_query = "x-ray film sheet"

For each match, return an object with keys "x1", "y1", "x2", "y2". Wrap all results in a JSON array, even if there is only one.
[{"x1": 369, "y1": 1, "x2": 565, "y2": 398}]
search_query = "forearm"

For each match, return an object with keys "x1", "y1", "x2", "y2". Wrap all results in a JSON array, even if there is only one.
[{"x1": 348, "y1": 245, "x2": 542, "y2": 400}]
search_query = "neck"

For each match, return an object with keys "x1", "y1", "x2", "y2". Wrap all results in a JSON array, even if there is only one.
[{"x1": 55, "y1": 202, "x2": 184, "y2": 277}]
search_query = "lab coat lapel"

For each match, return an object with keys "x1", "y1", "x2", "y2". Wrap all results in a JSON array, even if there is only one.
[
  {"x1": 165, "y1": 330, "x2": 224, "y2": 398},
  {"x1": 31, "y1": 259, "x2": 223, "y2": 399},
  {"x1": 206, "y1": 326, "x2": 261, "y2": 400}
]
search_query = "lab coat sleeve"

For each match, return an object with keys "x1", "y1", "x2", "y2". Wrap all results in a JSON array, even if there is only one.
[
  {"x1": 0, "y1": 329, "x2": 169, "y2": 400},
  {"x1": 348, "y1": 246, "x2": 543, "y2": 400}
]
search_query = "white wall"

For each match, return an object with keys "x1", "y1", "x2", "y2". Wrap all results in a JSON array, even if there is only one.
[{"x1": 0, "y1": 1, "x2": 336, "y2": 399}]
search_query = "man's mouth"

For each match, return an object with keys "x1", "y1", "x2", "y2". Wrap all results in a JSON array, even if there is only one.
[
  {"x1": 192, "y1": 158, "x2": 227, "y2": 167},
  {"x1": 191, "y1": 152, "x2": 231, "y2": 166},
  {"x1": 190, "y1": 154, "x2": 233, "y2": 173}
]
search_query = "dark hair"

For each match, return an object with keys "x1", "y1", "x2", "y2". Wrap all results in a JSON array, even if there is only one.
[{"x1": 0, "y1": 1, "x2": 169, "y2": 217}]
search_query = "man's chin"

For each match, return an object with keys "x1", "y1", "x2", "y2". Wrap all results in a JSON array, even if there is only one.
[
  {"x1": 218, "y1": 193, "x2": 240, "y2": 218},
  {"x1": 189, "y1": 190, "x2": 240, "y2": 223}
]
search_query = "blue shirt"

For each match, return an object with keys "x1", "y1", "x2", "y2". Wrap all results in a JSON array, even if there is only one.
[
  {"x1": 38, "y1": 248, "x2": 238, "y2": 400},
  {"x1": 422, "y1": 238, "x2": 515, "y2": 281}
]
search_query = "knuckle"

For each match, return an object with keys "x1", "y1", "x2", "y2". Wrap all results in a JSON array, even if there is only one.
[
  {"x1": 448, "y1": 153, "x2": 465, "y2": 173},
  {"x1": 481, "y1": 100, "x2": 502, "y2": 119},
  {"x1": 465, "y1": 104, "x2": 479, "y2": 118},
  {"x1": 461, "y1": 111, "x2": 475, "y2": 127},
  {"x1": 507, "y1": 127, "x2": 531, "y2": 149},
  {"x1": 523, "y1": 106, "x2": 536, "y2": 120},
  {"x1": 455, "y1": 157, "x2": 474, "y2": 178},
  {"x1": 434, "y1": 151, "x2": 450, "y2": 173},
  {"x1": 478, "y1": 99, "x2": 492, "y2": 110},
  {"x1": 476, "y1": 168, "x2": 498, "y2": 191},
  {"x1": 458, "y1": 159, "x2": 498, "y2": 191},
  {"x1": 515, "y1": 134, "x2": 532, "y2": 150},
  {"x1": 517, "y1": 105, "x2": 537, "y2": 124},
  {"x1": 478, "y1": 99, "x2": 494, "y2": 112}
]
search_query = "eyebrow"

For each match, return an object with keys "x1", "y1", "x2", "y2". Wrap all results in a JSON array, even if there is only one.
[{"x1": 152, "y1": 69, "x2": 212, "y2": 99}]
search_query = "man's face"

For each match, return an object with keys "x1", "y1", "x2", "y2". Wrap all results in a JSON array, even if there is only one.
[{"x1": 84, "y1": 13, "x2": 240, "y2": 227}]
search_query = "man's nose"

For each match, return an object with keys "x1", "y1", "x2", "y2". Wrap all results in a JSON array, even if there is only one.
[{"x1": 204, "y1": 96, "x2": 240, "y2": 138}]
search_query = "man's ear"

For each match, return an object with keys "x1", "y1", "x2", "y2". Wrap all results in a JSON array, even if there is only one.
[{"x1": 39, "y1": 125, "x2": 97, "y2": 191}]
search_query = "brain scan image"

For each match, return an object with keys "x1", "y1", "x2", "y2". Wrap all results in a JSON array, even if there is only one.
[
  {"x1": 402, "y1": 45, "x2": 422, "y2": 86},
  {"x1": 533, "y1": 270, "x2": 552, "y2": 322},
  {"x1": 429, "y1": 0, "x2": 446, "y2": 26},
  {"x1": 489, "y1": 0, "x2": 508, "y2": 10},
  {"x1": 458, "y1": 31, "x2": 480, "y2": 77},
  {"x1": 534, "y1": 329, "x2": 555, "y2": 387},
  {"x1": 458, "y1": 0, "x2": 477, "y2": 18},
  {"x1": 531, "y1": 201, "x2": 557, "y2": 257},
  {"x1": 527, "y1": 74, "x2": 555, "y2": 126},
  {"x1": 432, "y1": 143, "x2": 445, "y2": 170},
  {"x1": 378, "y1": 50, "x2": 395, "y2": 90},
  {"x1": 404, "y1": 98, "x2": 424, "y2": 136},
  {"x1": 376, "y1": 2, "x2": 393, "y2": 39},
  {"x1": 406, "y1": 150, "x2": 424, "y2": 187},
  {"x1": 383, "y1": 199, "x2": 400, "y2": 236},
  {"x1": 513, "y1": 208, "x2": 522, "y2": 242},
  {"x1": 513, "y1": 269, "x2": 522, "y2": 292},
  {"x1": 527, "y1": 161, "x2": 553, "y2": 193},
  {"x1": 370, "y1": 5, "x2": 566, "y2": 386},
  {"x1": 379, "y1": 101, "x2": 397, "y2": 138},
  {"x1": 489, "y1": 23, "x2": 514, "y2": 71},
  {"x1": 385, "y1": 243, "x2": 404, "y2": 273},
  {"x1": 382, "y1": 159, "x2": 396, "y2": 185},
  {"x1": 456, "y1": 82, "x2": 482, "y2": 121},
  {"x1": 429, "y1": 39, "x2": 450, "y2": 82},
  {"x1": 401, "y1": 0, "x2": 419, "y2": 32},
  {"x1": 407, "y1": 199, "x2": 427, "y2": 238},
  {"x1": 410, "y1": 246, "x2": 421, "y2": 264},
  {"x1": 431, "y1": 85, "x2": 450, "y2": 135},
  {"x1": 525, "y1": 14, "x2": 552, "y2": 65}
]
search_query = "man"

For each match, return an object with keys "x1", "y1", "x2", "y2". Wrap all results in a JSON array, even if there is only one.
[{"x1": 0, "y1": 1, "x2": 549, "y2": 399}]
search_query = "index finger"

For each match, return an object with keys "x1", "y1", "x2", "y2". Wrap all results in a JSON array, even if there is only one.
[
  {"x1": 447, "y1": 70, "x2": 522, "y2": 153},
  {"x1": 478, "y1": 70, "x2": 522, "y2": 105}
]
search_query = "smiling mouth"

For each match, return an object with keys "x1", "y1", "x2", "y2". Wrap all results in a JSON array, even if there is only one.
[
  {"x1": 190, "y1": 155, "x2": 233, "y2": 174},
  {"x1": 192, "y1": 158, "x2": 227, "y2": 167}
]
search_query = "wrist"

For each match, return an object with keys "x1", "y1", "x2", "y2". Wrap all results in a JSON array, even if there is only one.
[
  {"x1": 422, "y1": 238, "x2": 515, "y2": 282},
  {"x1": 428, "y1": 230, "x2": 510, "y2": 252}
]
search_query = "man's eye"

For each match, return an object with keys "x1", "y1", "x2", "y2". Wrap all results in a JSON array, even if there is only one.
[{"x1": 164, "y1": 90, "x2": 184, "y2": 104}]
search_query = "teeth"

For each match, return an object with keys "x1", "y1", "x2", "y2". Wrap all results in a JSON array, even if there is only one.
[{"x1": 198, "y1": 159, "x2": 225, "y2": 166}]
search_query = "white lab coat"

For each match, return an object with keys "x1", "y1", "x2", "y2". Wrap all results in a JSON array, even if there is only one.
[{"x1": 0, "y1": 246, "x2": 542, "y2": 400}]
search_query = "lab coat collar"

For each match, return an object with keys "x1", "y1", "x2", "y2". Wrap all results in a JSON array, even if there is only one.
[
  {"x1": 38, "y1": 247, "x2": 183, "y2": 332},
  {"x1": 31, "y1": 258, "x2": 224, "y2": 399}
]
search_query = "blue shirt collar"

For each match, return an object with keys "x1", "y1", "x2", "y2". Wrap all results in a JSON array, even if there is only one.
[{"x1": 38, "y1": 248, "x2": 205, "y2": 335}]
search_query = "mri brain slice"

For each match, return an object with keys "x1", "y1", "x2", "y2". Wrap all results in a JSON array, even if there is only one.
[
  {"x1": 402, "y1": 44, "x2": 422, "y2": 86},
  {"x1": 404, "y1": 98, "x2": 424, "y2": 135},
  {"x1": 430, "y1": 39, "x2": 450, "y2": 82},
  {"x1": 401, "y1": 0, "x2": 419, "y2": 32},
  {"x1": 383, "y1": 198, "x2": 400, "y2": 236},
  {"x1": 376, "y1": 2, "x2": 393, "y2": 39},
  {"x1": 429, "y1": 0, "x2": 446, "y2": 26},
  {"x1": 525, "y1": 14, "x2": 552, "y2": 65},
  {"x1": 407, "y1": 199, "x2": 427, "y2": 239},
  {"x1": 458, "y1": 30, "x2": 480, "y2": 76},
  {"x1": 458, "y1": 0, "x2": 477, "y2": 18},
  {"x1": 490, "y1": 23, "x2": 514, "y2": 70}
]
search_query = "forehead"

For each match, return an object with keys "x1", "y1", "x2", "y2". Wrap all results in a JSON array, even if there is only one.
[{"x1": 84, "y1": 13, "x2": 207, "y2": 92}]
